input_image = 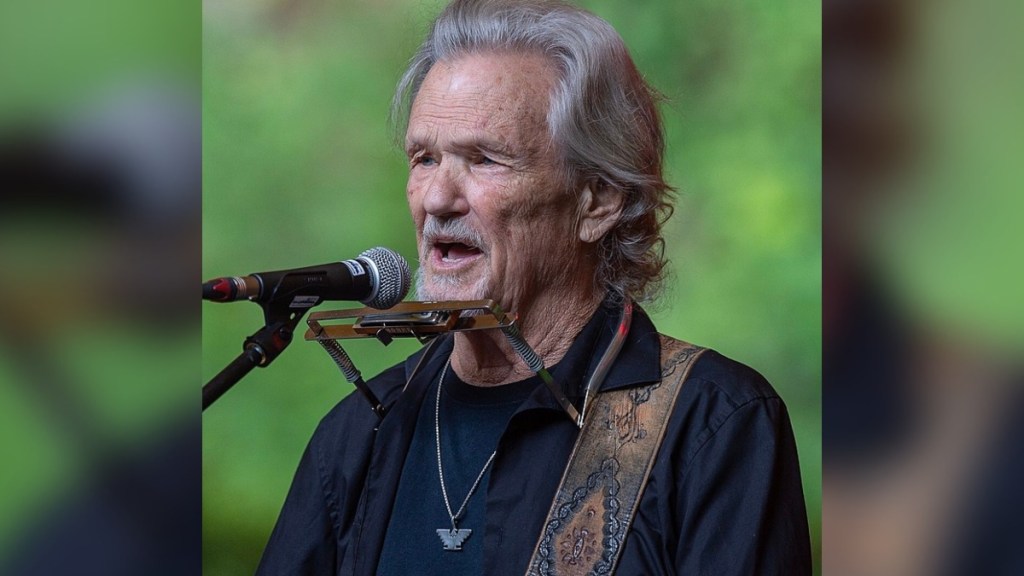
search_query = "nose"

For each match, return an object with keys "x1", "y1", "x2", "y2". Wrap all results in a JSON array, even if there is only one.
[{"x1": 418, "y1": 159, "x2": 469, "y2": 219}]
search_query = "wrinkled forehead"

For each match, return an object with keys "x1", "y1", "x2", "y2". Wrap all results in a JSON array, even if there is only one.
[{"x1": 406, "y1": 51, "x2": 558, "y2": 146}]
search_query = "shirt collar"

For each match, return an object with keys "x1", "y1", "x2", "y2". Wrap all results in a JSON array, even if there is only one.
[
  {"x1": 399, "y1": 297, "x2": 663, "y2": 416},
  {"x1": 554, "y1": 297, "x2": 663, "y2": 397}
]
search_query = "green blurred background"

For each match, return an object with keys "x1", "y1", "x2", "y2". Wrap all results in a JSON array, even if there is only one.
[
  {"x1": 202, "y1": 0, "x2": 820, "y2": 574},
  {"x1": 1, "y1": 0, "x2": 200, "y2": 570}
]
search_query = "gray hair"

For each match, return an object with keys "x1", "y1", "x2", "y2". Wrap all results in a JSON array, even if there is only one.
[{"x1": 391, "y1": 0, "x2": 673, "y2": 303}]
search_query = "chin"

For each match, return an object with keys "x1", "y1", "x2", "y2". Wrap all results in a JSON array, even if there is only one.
[{"x1": 415, "y1": 269, "x2": 490, "y2": 303}]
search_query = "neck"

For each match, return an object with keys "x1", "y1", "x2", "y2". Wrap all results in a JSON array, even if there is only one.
[{"x1": 450, "y1": 289, "x2": 605, "y2": 387}]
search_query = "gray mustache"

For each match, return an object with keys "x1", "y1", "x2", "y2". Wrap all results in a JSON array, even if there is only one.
[{"x1": 421, "y1": 218, "x2": 487, "y2": 251}]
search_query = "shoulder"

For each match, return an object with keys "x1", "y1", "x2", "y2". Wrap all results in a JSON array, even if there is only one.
[
  {"x1": 639, "y1": 340, "x2": 811, "y2": 574},
  {"x1": 307, "y1": 340, "x2": 442, "y2": 462},
  {"x1": 317, "y1": 361, "x2": 407, "y2": 428},
  {"x1": 684, "y1": 347, "x2": 780, "y2": 406},
  {"x1": 657, "y1": 332, "x2": 780, "y2": 408},
  {"x1": 657, "y1": 342, "x2": 791, "y2": 468},
  {"x1": 306, "y1": 361, "x2": 409, "y2": 463}
]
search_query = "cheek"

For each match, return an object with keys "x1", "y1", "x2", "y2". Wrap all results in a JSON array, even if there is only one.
[
  {"x1": 405, "y1": 181, "x2": 419, "y2": 209},
  {"x1": 406, "y1": 186, "x2": 425, "y2": 224},
  {"x1": 501, "y1": 224, "x2": 551, "y2": 269}
]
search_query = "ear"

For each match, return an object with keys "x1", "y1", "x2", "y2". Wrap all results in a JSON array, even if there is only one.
[{"x1": 576, "y1": 181, "x2": 625, "y2": 244}]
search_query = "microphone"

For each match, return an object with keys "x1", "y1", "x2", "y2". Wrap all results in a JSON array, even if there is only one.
[{"x1": 202, "y1": 247, "x2": 411, "y2": 310}]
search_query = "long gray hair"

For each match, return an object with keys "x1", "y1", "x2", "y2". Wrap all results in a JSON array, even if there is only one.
[{"x1": 391, "y1": 0, "x2": 673, "y2": 303}]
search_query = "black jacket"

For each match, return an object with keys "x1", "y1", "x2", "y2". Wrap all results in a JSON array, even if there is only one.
[{"x1": 256, "y1": 303, "x2": 811, "y2": 575}]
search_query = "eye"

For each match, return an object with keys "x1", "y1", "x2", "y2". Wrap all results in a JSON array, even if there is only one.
[
  {"x1": 411, "y1": 153, "x2": 437, "y2": 168},
  {"x1": 476, "y1": 154, "x2": 498, "y2": 166}
]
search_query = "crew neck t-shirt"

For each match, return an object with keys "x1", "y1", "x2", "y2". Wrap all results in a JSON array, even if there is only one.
[{"x1": 376, "y1": 365, "x2": 540, "y2": 575}]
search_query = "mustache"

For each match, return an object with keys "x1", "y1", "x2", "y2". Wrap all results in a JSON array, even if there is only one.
[{"x1": 421, "y1": 217, "x2": 487, "y2": 251}]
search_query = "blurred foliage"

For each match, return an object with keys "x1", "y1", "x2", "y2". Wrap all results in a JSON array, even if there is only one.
[
  {"x1": 0, "y1": 0, "x2": 199, "y2": 125},
  {"x1": 1, "y1": 0, "x2": 200, "y2": 571},
  {"x1": 202, "y1": 0, "x2": 820, "y2": 574}
]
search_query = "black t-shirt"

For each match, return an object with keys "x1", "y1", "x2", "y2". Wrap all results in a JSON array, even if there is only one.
[{"x1": 377, "y1": 365, "x2": 539, "y2": 575}]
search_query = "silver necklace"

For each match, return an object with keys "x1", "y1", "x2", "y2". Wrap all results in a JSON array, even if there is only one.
[{"x1": 434, "y1": 360, "x2": 497, "y2": 552}]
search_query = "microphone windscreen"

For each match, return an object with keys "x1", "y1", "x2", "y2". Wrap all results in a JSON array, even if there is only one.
[{"x1": 358, "y1": 247, "x2": 411, "y2": 309}]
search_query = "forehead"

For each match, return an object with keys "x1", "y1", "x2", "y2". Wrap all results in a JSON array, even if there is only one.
[{"x1": 406, "y1": 51, "x2": 558, "y2": 149}]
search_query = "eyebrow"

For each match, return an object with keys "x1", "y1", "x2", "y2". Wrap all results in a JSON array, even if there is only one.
[
  {"x1": 404, "y1": 136, "x2": 429, "y2": 156},
  {"x1": 405, "y1": 134, "x2": 516, "y2": 159}
]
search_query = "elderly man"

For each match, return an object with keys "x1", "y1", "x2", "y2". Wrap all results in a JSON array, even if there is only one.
[{"x1": 256, "y1": 0, "x2": 810, "y2": 574}]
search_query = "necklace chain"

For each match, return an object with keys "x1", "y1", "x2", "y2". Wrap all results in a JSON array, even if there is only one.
[{"x1": 435, "y1": 360, "x2": 497, "y2": 531}]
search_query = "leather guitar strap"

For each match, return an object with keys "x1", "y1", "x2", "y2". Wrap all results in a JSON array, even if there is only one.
[{"x1": 526, "y1": 336, "x2": 705, "y2": 576}]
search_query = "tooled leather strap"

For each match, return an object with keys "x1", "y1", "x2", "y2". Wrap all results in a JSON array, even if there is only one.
[{"x1": 525, "y1": 336, "x2": 705, "y2": 576}]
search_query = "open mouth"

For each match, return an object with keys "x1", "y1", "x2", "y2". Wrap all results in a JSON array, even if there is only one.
[{"x1": 436, "y1": 241, "x2": 483, "y2": 262}]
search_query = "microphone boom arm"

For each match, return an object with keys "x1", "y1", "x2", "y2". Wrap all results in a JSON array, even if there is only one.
[{"x1": 202, "y1": 299, "x2": 307, "y2": 411}]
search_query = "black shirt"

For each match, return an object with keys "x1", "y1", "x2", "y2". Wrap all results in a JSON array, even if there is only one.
[{"x1": 256, "y1": 301, "x2": 812, "y2": 575}]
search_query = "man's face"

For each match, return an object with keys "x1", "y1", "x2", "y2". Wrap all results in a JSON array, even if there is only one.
[{"x1": 405, "y1": 52, "x2": 582, "y2": 314}]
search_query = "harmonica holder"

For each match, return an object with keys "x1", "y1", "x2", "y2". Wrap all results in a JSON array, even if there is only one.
[{"x1": 305, "y1": 299, "x2": 580, "y2": 424}]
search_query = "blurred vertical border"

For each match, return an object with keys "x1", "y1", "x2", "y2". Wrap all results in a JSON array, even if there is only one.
[
  {"x1": 824, "y1": 0, "x2": 1024, "y2": 574},
  {"x1": 0, "y1": 0, "x2": 200, "y2": 574}
]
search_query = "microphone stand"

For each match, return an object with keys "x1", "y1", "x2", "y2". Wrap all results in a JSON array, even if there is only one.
[{"x1": 203, "y1": 301, "x2": 306, "y2": 411}]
